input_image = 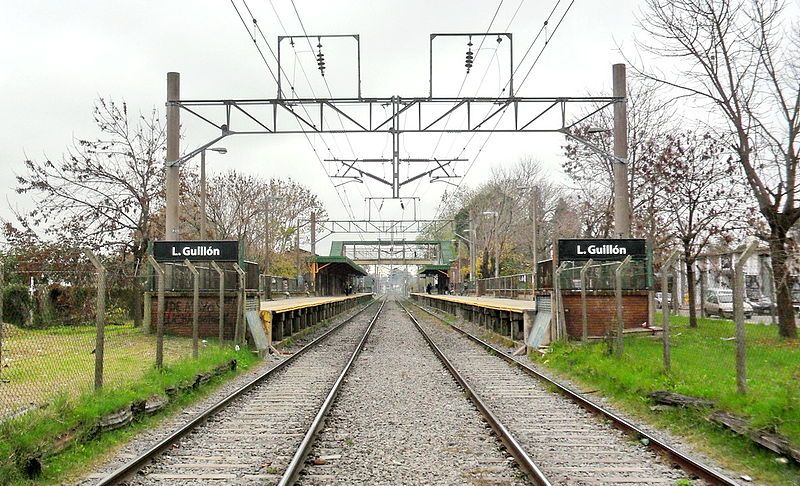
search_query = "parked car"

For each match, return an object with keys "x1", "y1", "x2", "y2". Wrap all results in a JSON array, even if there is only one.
[
  {"x1": 704, "y1": 289, "x2": 753, "y2": 319},
  {"x1": 747, "y1": 295, "x2": 774, "y2": 315},
  {"x1": 654, "y1": 291, "x2": 672, "y2": 309}
]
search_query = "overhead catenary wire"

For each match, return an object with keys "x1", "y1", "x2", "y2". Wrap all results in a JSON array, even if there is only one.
[
  {"x1": 433, "y1": 0, "x2": 576, "y2": 217},
  {"x1": 412, "y1": 0, "x2": 525, "y2": 200},
  {"x1": 230, "y1": 0, "x2": 358, "y2": 220}
]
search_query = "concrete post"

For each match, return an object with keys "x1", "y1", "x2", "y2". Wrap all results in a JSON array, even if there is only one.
[
  {"x1": 532, "y1": 186, "x2": 539, "y2": 300},
  {"x1": 185, "y1": 260, "x2": 200, "y2": 359},
  {"x1": 234, "y1": 263, "x2": 246, "y2": 345},
  {"x1": 661, "y1": 250, "x2": 680, "y2": 372},
  {"x1": 200, "y1": 149, "x2": 207, "y2": 239},
  {"x1": 612, "y1": 64, "x2": 630, "y2": 238},
  {"x1": 211, "y1": 261, "x2": 225, "y2": 344},
  {"x1": 580, "y1": 259, "x2": 593, "y2": 342},
  {"x1": 553, "y1": 261, "x2": 568, "y2": 341},
  {"x1": 734, "y1": 241, "x2": 759, "y2": 394},
  {"x1": 85, "y1": 251, "x2": 106, "y2": 390},
  {"x1": 469, "y1": 212, "x2": 476, "y2": 284},
  {"x1": 0, "y1": 263, "x2": 4, "y2": 384},
  {"x1": 165, "y1": 72, "x2": 180, "y2": 241},
  {"x1": 147, "y1": 255, "x2": 166, "y2": 368},
  {"x1": 310, "y1": 211, "x2": 317, "y2": 295},
  {"x1": 614, "y1": 255, "x2": 632, "y2": 357}
]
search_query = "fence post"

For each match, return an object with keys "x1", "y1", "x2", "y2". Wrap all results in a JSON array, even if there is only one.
[
  {"x1": 184, "y1": 260, "x2": 200, "y2": 359},
  {"x1": 210, "y1": 261, "x2": 225, "y2": 344},
  {"x1": 85, "y1": 251, "x2": 106, "y2": 390},
  {"x1": 580, "y1": 259, "x2": 594, "y2": 343},
  {"x1": 233, "y1": 263, "x2": 246, "y2": 346},
  {"x1": 0, "y1": 262, "x2": 5, "y2": 384},
  {"x1": 614, "y1": 256, "x2": 632, "y2": 357},
  {"x1": 553, "y1": 262, "x2": 568, "y2": 341},
  {"x1": 661, "y1": 250, "x2": 680, "y2": 372},
  {"x1": 147, "y1": 255, "x2": 166, "y2": 368},
  {"x1": 734, "y1": 241, "x2": 759, "y2": 395}
]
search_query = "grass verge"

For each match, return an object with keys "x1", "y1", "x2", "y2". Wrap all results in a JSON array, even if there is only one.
[
  {"x1": 0, "y1": 345, "x2": 259, "y2": 485},
  {"x1": 532, "y1": 314, "x2": 800, "y2": 485}
]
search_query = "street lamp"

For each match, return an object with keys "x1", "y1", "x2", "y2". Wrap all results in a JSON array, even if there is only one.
[
  {"x1": 482, "y1": 211, "x2": 500, "y2": 277},
  {"x1": 200, "y1": 147, "x2": 227, "y2": 239},
  {"x1": 518, "y1": 185, "x2": 539, "y2": 300}
]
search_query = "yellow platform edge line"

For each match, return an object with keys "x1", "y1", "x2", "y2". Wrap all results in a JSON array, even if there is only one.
[{"x1": 409, "y1": 293, "x2": 532, "y2": 313}]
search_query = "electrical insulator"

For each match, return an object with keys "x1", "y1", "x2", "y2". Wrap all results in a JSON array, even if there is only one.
[
  {"x1": 316, "y1": 39, "x2": 326, "y2": 76},
  {"x1": 465, "y1": 38, "x2": 474, "y2": 73}
]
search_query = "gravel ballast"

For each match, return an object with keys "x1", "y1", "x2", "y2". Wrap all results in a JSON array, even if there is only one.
[{"x1": 298, "y1": 300, "x2": 528, "y2": 486}]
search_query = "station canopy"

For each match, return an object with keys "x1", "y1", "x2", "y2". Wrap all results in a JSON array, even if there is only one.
[
  {"x1": 313, "y1": 255, "x2": 369, "y2": 277},
  {"x1": 418, "y1": 264, "x2": 451, "y2": 276}
]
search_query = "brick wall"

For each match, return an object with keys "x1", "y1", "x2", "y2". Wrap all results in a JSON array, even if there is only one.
[
  {"x1": 151, "y1": 293, "x2": 240, "y2": 339},
  {"x1": 561, "y1": 291, "x2": 649, "y2": 338}
]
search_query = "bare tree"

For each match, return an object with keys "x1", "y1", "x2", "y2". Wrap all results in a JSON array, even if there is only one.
[
  {"x1": 14, "y1": 98, "x2": 166, "y2": 326},
  {"x1": 183, "y1": 170, "x2": 327, "y2": 276},
  {"x1": 636, "y1": 0, "x2": 800, "y2": 338},
  {"x1": 563, "y1": 80, "x2": 673, "y2": 251},
  {"x1": 653, "y1": 130, "x2": 749, "y2": 327}
]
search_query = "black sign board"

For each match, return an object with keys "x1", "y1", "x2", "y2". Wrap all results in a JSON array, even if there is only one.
[
  {"x1": 558, "y1": 238, "x2": 647, "y2": 261},
  {"x1": 153, "y1": 240, "x2": 240, "y2": 262}
]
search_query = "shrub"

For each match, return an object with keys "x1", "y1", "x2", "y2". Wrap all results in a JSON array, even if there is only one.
[{"x1": 3, "y1": 283, "x2": 32, "y2": 325}]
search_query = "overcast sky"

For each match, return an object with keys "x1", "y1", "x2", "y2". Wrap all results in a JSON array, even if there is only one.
[{"x1": 1, "y1": 0, "x2": 649, "y2": 253}]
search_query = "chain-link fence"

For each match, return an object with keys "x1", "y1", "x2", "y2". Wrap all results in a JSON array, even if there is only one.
[
  {"x1": 552, "y1": 244, "x2": 799, "y2": 404},
  {"x1": 477, "y1": 273, "x2": 534, "y2": 298},
  {"x1": 0, "y1": 252, "x2": 242, "y2": 420}
]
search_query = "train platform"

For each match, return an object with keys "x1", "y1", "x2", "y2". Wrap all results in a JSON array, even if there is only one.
[
  {"x1": 410, "y1": 293, "x2": 537, "y2": 345},
  {"x1": 260, "y1": 293, "x2": 374, "y2": 342},
  {"x1": 409, "y1": 293, "x2": 535, "y2": 312}
]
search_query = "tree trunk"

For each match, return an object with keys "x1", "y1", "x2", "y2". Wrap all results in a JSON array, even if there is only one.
[
  {"x1": 769, "y1": 232, "x2": 798, "y2": 338},
  {"x1": 685, "y1": 249, "x2": 697, "y2": 328}
]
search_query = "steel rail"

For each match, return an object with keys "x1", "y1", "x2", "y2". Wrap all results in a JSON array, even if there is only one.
[
  {"x1": 278, "y1": 297, "x2": 387, "y2": 486},
  {"x1": 95, "y1": 297, "x2": 380, "y2": 486},
  {"x1": 397, "y1": 301, "x2": 552, "y2": 486},
  {"x1": 406, "y1": 300, "x2": 741, "y2": 486}
]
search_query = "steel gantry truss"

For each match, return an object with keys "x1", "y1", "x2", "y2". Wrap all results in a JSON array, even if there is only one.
[
  {"x1": 313, "y1": 219, "x2": 453, "y2": 243},
  {"x1": 163, "y1": 28, "x2": 631, "y2": 241}
]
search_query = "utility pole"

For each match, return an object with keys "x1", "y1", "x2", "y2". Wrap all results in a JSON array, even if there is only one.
[
  {"x1": 310, "y1": 211, "x2": 317, "y2": 294},
  {"x1": 532, "y1": 186, "x2": 539, "y2": 298},
  {"x1": 612, "y1": 63, "x2": 631, "y2": 238},
  {"x1": 469, "y1": 211, "x2": 476, "y2": 282},
  {"x1": 165, "y1": 72, "x2": 180, "y2": 241},
  {"x1": 200, "y1": 149, "x2": 206, "y2": 239},
  {"x1": 295, "y1": 218, "x2": 301, "y2": 285},
  {"x1": 264, "y1": 194, "x2": 271, "y2": 275}
]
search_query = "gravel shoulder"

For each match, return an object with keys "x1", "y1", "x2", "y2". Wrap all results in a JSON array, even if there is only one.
[
  {"x1": 76, "y1": 301, "x2": 372, "y2": 485},
  {"x1": 412, "y1": 302, "x2": 750, "y2": 485},
  {"x1": 298, "y1": 300, "x2": 528, "y2": 486}
]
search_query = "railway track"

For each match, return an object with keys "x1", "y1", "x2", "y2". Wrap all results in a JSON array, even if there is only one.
[
  {"x1": 96, "y1": 297, "x2": 385, "y2": 485},
  {"x1": 402, "y1": 299, "x2": 740, "y2": 486}
]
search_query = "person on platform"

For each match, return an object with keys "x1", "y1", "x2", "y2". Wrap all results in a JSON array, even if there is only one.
[{"x1": 426, "y1": 282, "x2": 432, "y2": 295}]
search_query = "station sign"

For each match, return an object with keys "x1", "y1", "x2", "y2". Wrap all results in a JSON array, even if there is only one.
[
  {"x1": 153, "y1": 240, "x2": 240, "y2": 262},
  {"x1": 558, "y1": 238, "x2": 647, "y2": 261}
]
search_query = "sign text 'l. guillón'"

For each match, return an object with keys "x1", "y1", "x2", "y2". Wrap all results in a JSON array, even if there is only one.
[{"x1": 152, "y1": 240, "x2": 240, "y2": 262}]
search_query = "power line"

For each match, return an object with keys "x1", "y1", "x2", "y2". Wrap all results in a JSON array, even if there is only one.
[
  {"x1": 231, "y1": 0, "x2": 359, "y2": 219},
  {"x1": 433, "y1": 0, "x2": 576, "y2": 216}
]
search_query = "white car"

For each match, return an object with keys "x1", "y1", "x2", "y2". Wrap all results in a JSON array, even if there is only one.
[{"x1": 704, "y1": 289, "x2": 753, "y2": 319}]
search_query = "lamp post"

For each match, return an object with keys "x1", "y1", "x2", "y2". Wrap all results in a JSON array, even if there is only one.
[
  {"x1": 517, "y1": 186, "x2": 539, "y2": 299},
  {"x1": 482, "y1": 211, "x2": 499, "y2": 277},
  {"x1": 199, "y1": 147, "x2": 227, "y2": 239}
]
